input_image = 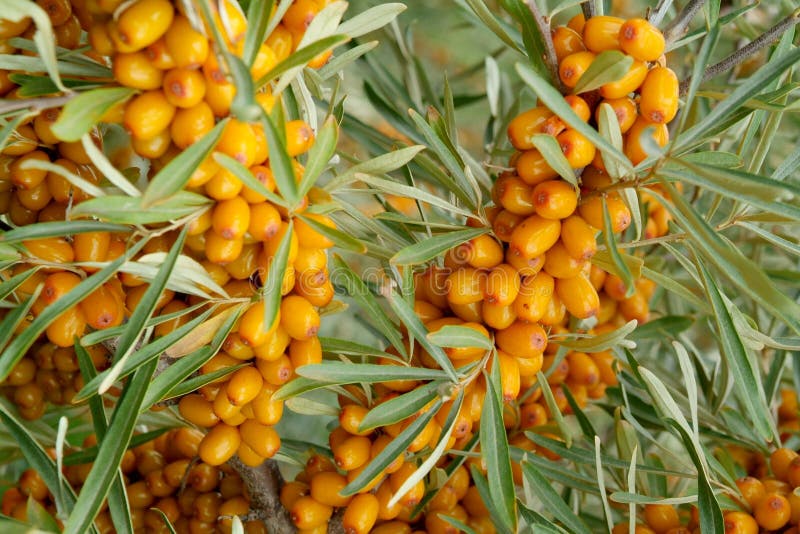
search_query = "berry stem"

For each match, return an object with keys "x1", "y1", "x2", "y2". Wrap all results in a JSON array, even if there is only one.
[
  {"x1": 662, "y1": 0, "x2": 706, "y2": 45},
  {"x1": 523, "y1": 1, "x2": 567, "y2": 94},
  {"x1": 229, "y1": 457, "x2": 297, "y2": 533},
  {"x1": 679, "y1": 9, "x2": 800, "y2": 95}
]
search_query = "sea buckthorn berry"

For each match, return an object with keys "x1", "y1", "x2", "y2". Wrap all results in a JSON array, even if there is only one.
[
  {"x1": 389, "y1": 462, "x2": 426, "y2": 507},
  {"x1": 205, "y1": 77, "x2": 236, "y2": 116},
  {"x1": 599, "y1": 59, "x2": 648, "y2": 99},
  {"x1": 280, "y1": 295, "x2": 320, "y2": 340},
  {"x1": 485, "y1": 263, "x2": 521, "y2": 306},
  {"x1": 563, "y1": 95, "x2": 591, "y2": 122},
  {"x1": 178, "y1": 394, "x2": 219, "y2": 427},
  {"x1": 124, "y1": 90, "x2": 175, "y2": 140},
  {"x1": 281, "y1": 481, "x2": 309, "y2": 510},
  {"x1": 583, "y1": 16, "x2": 624, "y2": 52},
  {"x1": 11, "y1": 150, "x2": 49, "y2": 190},
  {"x1": 496, "y1": 320, "x2": 547, "y2": 358},
  {"x1": 285, "y1": 120, "x2": 315, "y2": 157},
  {"x1": 295, "y1": 214, "x2": 335, "y2": 249},
  {"x1": 342, "y1": 493, "x2": 379, "y2": 534},
  {"x1": 625, "y1": 117, "x2": 669, "y2": 165},
  {"x1": 496, "y1": 351, "x2": 521, "y2": 401},
  {"x1": 532, "y1": 180, "x2": 578, "y2": 220},
  {"x1": 483, "y1": 301, "x2": 517, "y2": 330},
  {"x1": 79, "y1": 283, "x2": 124, "y2": 329},
  {"x1": 239, "y1": 419, "x2": 280, "y2": 459},
  {"x1": 162, "y1": 68, "x2": 206, "y2": 108},
  {"x1": 310, "y1": 471, "x2": 351, "y2": 507},
  {"x1": 7, "y1": 358, "x2": 36, "y2": 386},
  {"x1": 560, "y1": 215, "x2": 597, "y2": 259},
  {"x1": 170, "y1": 101, "x2": 214, "y2": 149},
  {"x1": 114, "y1": 0, "x2": 174, "y2": 51},
  {"x1": 206, "y1": 167, "x2": 244, "y2": 200},
  {"x1": 558, "y1": 51, "x2": 596, "y2": 88},
  {"x1": 291, "y1": 496, "x2": 333, "y2": 530},
  {"x1": 283, "y1": 0, "x2": 319, "y2": 32},
  {"x1": 495, "y1": 174, "x2": 536, "y2": 215},
  {"x1": 113, "y1": 52, "x2": 164, "y2": 90},
  {"x1": 556, "y1": 274, "x2": 599, "y2": 319},
  {"x1": 226, "y1": 365, "x2": 263, "y2": 406},
  {"x1": 507, "y1": 107, "x2": 553, "y2": 151},
  {"x1": 735, "y1": 476, "x2": 765, "y2": 509},
  {"x1": 333, "y1": 435, "x2": 371, "y2": 471},
  {"x1": 723, "y1": 511, "x2": 758, "y2": 534},
  {"x1": 509, "y1": 214, "x2": 561, "y2": 260},
  {"x1": 132, "y1": 129, "x2": 172, "y2": 158},
  {"x1": 32, "y1": 108, "x2": 61, "y2": 145},
  {"x1": 339, "y1": 404, "x2": 370, "y2": 436},
  {"x1": 212, "y1": 196, "x2": 250, "y2": 240},
  {"x1": 597, "y1": 97, "x2": 637, "y2": 134},
  {"x1": 217, "y1": 120, "x2": 257, "y2": 166},
  {"x1": 145, "y1": 38, "x2": 176, "y2": 70},
  {"x1": 771, "y1": 447, "x2": 798, "y2": 480},
  {"x1": 446, "y1": 267, "x2": 485, "y2": 306},
  {"x1": 164, "y1": 16, "x2": 208, "y2": 68},
  {"x1": 250, "y1": 43, "x2": 278, "y2": 80},
  {"x1": 552, "y1": 26, "x2": 585, "y2": 62},
  {"x1": 17, "y1": 182, "x2": 52, "y2": 211},
  {"x1": 639, "y1": 67, "x2": 679, "y2": 124},
  {"x1": 544, "y1": 242, "x2": 586, "y2": 278},
  {"x1": 754, "y1": 493, "x2": 790, "y2": 530},
  {"x1": 0, "y1": 17, "x2": 31, "y2": 39},
  {"x1": 619, "y1": 18, "x2": 666, "y2": 62},
  {"x1": 493, "y1": 209, "x2": 524, "y2": 243},
  {"x1": 3, "y1": 124, "x2": 37, "y2": 156},
  {"x1": 238, "y1": 302, "x2": 278, "y2": 347},
  {"x1": 643, "y1": 504, "x2": 680, "y2": 533},
  {"x1": 205, "y1": 231, "x2": 243, "y2": 264},
  {"x1": 458, "y1": 234, "x2": 504, "y2": 269},
  {"x1": 558, "y1": 129, "x2": 596, "y2": 169},
  {"x1": 42, "y1": 271, "x2": 81, "y2": 304},
  {"x1": 46, "y1": 306, "x2": 87, "y2": 347},
  {"x1": 198, "y1": 423, "x2": 241, "y2": 466},
  {"x1": 578, "y1": 194, "x2": 631, "y2": 233}
]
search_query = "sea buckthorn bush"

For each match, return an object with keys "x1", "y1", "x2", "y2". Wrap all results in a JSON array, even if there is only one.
[{"x1": 0, "y1": 0, "x2": 798, "y2": 533}]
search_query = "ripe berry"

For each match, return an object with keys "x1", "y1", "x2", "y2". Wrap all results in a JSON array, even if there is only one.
[
  {"x1": 619, "y1": 18, "x2": 666, "y2": 62},
  {"x1": 582, "y1": 16, "x2": 624, "y2": 52},
  {"x1": 639, "y1": 67, "x2": 679, "y2": 125}
]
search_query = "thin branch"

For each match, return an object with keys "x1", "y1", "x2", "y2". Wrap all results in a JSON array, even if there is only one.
[
  {"x1": 229, "y1": 457, "x2": 296, "y2": 534},
  {"x1": 663, "y1": 0, "x2": 706, "y2": 45},
  {"x1": 0, "y1": 93, "x2": 75, "y2": 116},
  {"x1": 581, "y1": 0, "x2": 597, "y2": 20},
  {"x1": 524, "y1": 1, "x2": 566, "y2": 94},
  {"x1": 648, "y1": 0, "x2": 675, "y2": 27},
  {"x1": 679, "y1": 10, "x2": 800, "y2": 95}
]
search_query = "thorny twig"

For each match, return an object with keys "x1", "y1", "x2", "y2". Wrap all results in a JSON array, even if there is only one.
[
  {"x1": 648, "y1": 0, "x2": 675, "y2": 27},
  {"x1": 0, "y1": 93, "x2": 75, "y2": 116},
  {"x1": 229, "y1": 457, "x2": 297, "y2": 534},
  {"x1": 524, "y1": 1, "x2": 566, "y2": 94},
  {"x1": 581, "y1": 0, "x2": 598, "y2": 20},
  {"x1": 663, "y1": 0, "x2": 706, "y2": 45},
  {"x1": 679, "y1": 9, "x2": 800, "y2": 95}
]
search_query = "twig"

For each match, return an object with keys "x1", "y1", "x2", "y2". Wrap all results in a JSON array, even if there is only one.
[
  {"x1": 229, "y1": 457, "x2": 297, "y2": 534},
  {"x1": 581, "y1": 0, "x2": 597, "y2": 20},
  {"x1": 648, "y1": 0, "x2": 674, "y2": 27},
  {"x1": 678, "y1": 9, "x2": 800, "y2": 95},
  {"x1": 663, "y1": 0, "x2": 706, "y2": 45},
  {"x1": 524, "y1": 1, "x2": 566, "y2": 94},
  {"x1": 0, "y1": 93, "x2": 75, "y2": 116}
]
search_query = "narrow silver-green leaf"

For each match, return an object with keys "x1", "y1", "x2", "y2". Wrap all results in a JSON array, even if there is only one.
[
  {"x1": 529, "y1": 134, "x2": 577, "y2": 187},
  {"x1": 521, "y1": 461, "x2": 591, "y2": 534},
  {"x1": 297, "y1": 362, "x2": 448, "y2": 383},
  {"x1": 298, "y1": 116, "x2": 338, "y2": 198},
  {"x1": 260, "y1": 220, "x2": 293, "y2": 337},
  {"x1": 51, "y1": 88, "x2": 136, "y2": 142},
  {"x1": 427, "y1": 325, "x2": 493, "y2": 351},
  {"x1": 391, "y1": 227, "x2": 488, "y2": 265},
  {"x1": 359, "y1": 382, "x2": 441, "y2": 432},
  {"x1": 572, "y1": 51, "x2": 633, "y2": 95}
]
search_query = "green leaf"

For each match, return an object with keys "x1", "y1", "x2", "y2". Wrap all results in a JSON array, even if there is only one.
[
  {"x1": 298, "y1": 116, "x2": 338, "y2": 198},
  {"x1": 336, "y1": 3, "x2": 406, "y2": 38},
  {"x1": 601, "y1": 196, "x2": 635, "y2": 297},
  {"x1": 242, "y1": 0, "x2": 275, "y2": 67},
  {"x1": 319, "y1": 337, "x2": 396, "y2": 360},
  {"x1": 391, "y1": 227, "x2": 488, "y2": 265},
  {"x1": 51, "y1": 88, "x2": 136, "y2": 142},
  {"x1": 696, "y1": 258, "x2": 775, "y2": 442},
  {"x1": 516, "y1": 63, "x2": 632, "y2": 176},
  {"x1": 572, "y1": 51, "x2": 633, "y2": 95},
  {"x1": 521, "y1": 461, "x2": 591, "y2": 534},
  {"x1": 554, "y1": 320, "x2": 637, "y2": 352},
  {"x1": 212, "y1": 152, "x2": 288, "y2": 208},
  {"x1": 2, "y1": 0, "x2": 66, "y2": 92},
  {"x1": 259, "y1": 220, "x2": 293, "y2": 338},
  {"x1": 629, "y1": 316, "x2": 694, "y2": 340},
  {"x1": 500, "y1": 0, "x2": 549, "y2": 81},
  {"x1": 326, "y1": 145, "x2": 426, "y2": 190},
  {"x1": 63, "y1": 359, "x2": 158, "y2": 534},
  {"x1": 18, "y1": 157, "x2": 105, "y2": 198},
  {"x1": 259, "y1": 109, "x2": 299, "y2": 206},
  {"x1": 458, "y1": 0, "x2": 524, "y2": 55},
  {"x1": 297, "y1": 213, "x2": 366, "y2": 253},
  {"x1": 272, "y1": 376, "x2": 330, "y2": 400},
  {"x1": 529, "y1": 134, "x2": 577, "y2": 187},
  {"x1": 0, "y1": 292, "x2": 40, "y2": 355},
  {"x1": 141, "y1": 119, "x2": 228, "y2": 207},
  {"x1": 0, "y1": 221, "x2": 129, "y2": 244},
  {"x1": 353, "y1": 174, "x2": 475, "y2": 219},
  {"x1": 331, "y1": 255, "x2": 407, "y2": 357},
  {"x1": 0, "y1": 238, "x2": 145, "y2": 381},
  {"x1": 157, "y1": 354, "x2": 240, "y2": 402},
  {"x1": 480, "y1": 362, "x2": 517, "y2": 533},
  {"x1": 316, "y1": 41, "x2": 378, "y2": 80},
  {"x1": 385, "y1": 290, "x2": 459, "y2": 382},
  {"x1": 359, "y1": 382, "x2": 441, "y2": 432},
  {"x1": 427, "y1": 325, "x2": 493, "y2": 351},
  {"x1": 257, "y1": 35, "x2": 348, "y2": 87},
  {"x1": 70, "y1": 192, "x2": 211, "y2": 225},
  {"x1": 296, "y1": 362, "x2": 448, "y2": 384}
]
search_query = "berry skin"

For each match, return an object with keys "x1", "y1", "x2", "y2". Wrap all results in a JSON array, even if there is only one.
[
  {"x1": 446, "y1": 267, "x2": 485, "y2": 306},
  {"x1": 753, "y1": 493, "x2": 790, "y2": 531},
  {"x1": 46, "y1": 306, "x2": 87, "y2": 347},
  {"x1": 341, "y1": 493, "x2": 379, "y2": 534},
  {"x1": 552, "y1": 26, "x2": 585, "y2": 62},
  {"x1": 217, "y1": 120, "x2": 258, "y2": 166},
  {"x1": 619, "y1": 18, "x2": 666, "y2": 62},
  {"x1": 458, "y1": 234, "x2": 504, "y2": 269},
  {"x1": 132, "y1": 129, "x2": 172, "y2": 158},
  {"x1": 290, "y1": 496, "x2": 333, "y2": 530},
  {"x1": 178, "y1": 394, "x2": 220, "y2": 427},
  {"x1": 310, "y1": 471, "x2": 351, "y2": 507},
  {"x1": 597, "y1": 97, "x2": 637, "y2": 134},
  {"x1": 508, "y1": 214, "x2": 561, "y2": 261},
  {"x1": 507, "y1": 107, "x2": 553, "y2": 150},
  {"x1": 625, "y1": 117, "x2": 670, "y2": 165},
  {"x1": 495, "y1": 174, "x2": 536, "y2": 214},
  {"x1": 582, "y1": 16, "x2": 624, "y2": 52},
  {"x1": 560, "y1": 215, "x2": 597, "y2": 260},
  {"x1": 212, "y1": 196, "x2": 250, "y2": 240},
  {"x1": 113, "y1": 0, "x2": 174, "y2": 51},
  {"x1": 735, "y1": 476, "x2": 765, "y2": 509},
  {"x1": 170, "y1": 101, "x2": 215, "y2": 149},
  {"x1": 162, "y1": 68, "x2": 206, "y2": 108},
  {"x1": 558, "y1": 129, "x2": 596, "y2": 169},
  {"x1": 198, "y1": 423, "x2": 241, "y2": 466},
  {"x1": 496, "y1": 321, "x2": 547, "y2": 359},
  {"x1": 485, "y1": 263, "x2": 521, "y2": 306},
  {"x1": 226, "y1": 365, "x2": 263, "y2": 406},
  {"x1": 238, "y1": 302, "x2": 279, "y2": 347},
  {"x1": 599, "y1": 59, "x2": 648, "y2": 100},
  {"x1": 11, "y1": 150, "x2": 49, "y2": 190},
  {"x1": 558, "y1": 51, "x2": 596, "y2": 88},
  {"x1": 239, "y1": 419, "x2": 281, "y2": 459},
  {"x1": 639, "y1": 67, "x2": 679, "y2": 125},
  {"x1": 532, "y1": 180, "x2": 578, "y2": 220},
  {"x1": 285, "y1": 120, "x2": 315, "y2": 156},
  {"x1": 556, "y1": 274, "x2": 600, "y2": 319},
  {"x1": 123, "y1": 90, "x2": 176, "y2": 140},
  {"x1": 333, "y1": 435, "x2": 371, "y2": 471},
  {"x1": 113, "y1": 51, "x2": 164, "y2": 90},
  {"x1": 164, "y1": 16, "x2": 209, "y2": 69},
  {"x1": 79, "y1": 283, "x2": 124, "y2": 329},
  {"x1": 280, "y1": 295, "x2": 320, "y2": 341},
  {"x1": 42, "y1": 271, "x2": 81, "y2": 305},
  {"x1": 543, "y1": 242, "x2": 586, "y2": 279},
  {"x1": 643, "y1": 504, "x2": 680, "y2": 533}
]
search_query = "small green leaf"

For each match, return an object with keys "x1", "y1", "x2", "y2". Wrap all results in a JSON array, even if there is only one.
[
  {"x1": 391, "y1": 227, "x2": 488, "y2": 265},
  {"x1": 336, "y1": 3, "x2": 406, "y2": 38},
  {"x1": 242, "y1": 0, "x2": 275, "y2": 67},
  {"x1": 326, "y1": 145, "x2": 426, "y2": 190},
  {"x1": 521, "y1": 461, "x2": 592, "y2": 534},
  {"x1": 427, "y1": 325, "x2": 493, "y2": 351},
  {"x1": 70, "y1": 192, "x2": 211, "y2": 225},
  {"x1": 0, "y1": 221, "x2": 128, "y2": 244},
  {"x1": 260, "y1": 109, "x2": 299, "y2": 206},
  {"x1": 359, "y1": 382, "x2": 441, "y2": 432},
  {"x1": 297, "y1": 213, "x2": 366, "y2": 253},
  {"x1": 297, "y1": 362, "x2": 449, "y2": 384},
  {"x1": 257, "y1": 35, "x2": 348, "y2": 87},
  {"x1": 260, "y1": 220, "x2": 294, "y2": 338},
  {"x1": 298, "y1": 116, "x2": 338, "y2": 198},
  {"x1": 51, "y1": 88, "x2": 136, "y2": 142},
  {"x1": 529, "y1": 134, "x2": 577, "y2": 187},
  {"x1": 554, "y1": 320, "x2": 637, "y2": 352},
  {"x1": 213, "y1": 152, "x2": 288, "y2": 208},
  {"x1": 572, "y1": 51, "x2": 633, "y2": 95}
]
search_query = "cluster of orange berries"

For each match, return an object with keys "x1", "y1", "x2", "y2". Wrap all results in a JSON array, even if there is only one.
[{"x1": 1, "y1": 427, "x2": 272, "y2": 533}]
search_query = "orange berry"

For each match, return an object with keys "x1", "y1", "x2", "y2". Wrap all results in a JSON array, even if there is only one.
[
  {"x1": 555, "y1": 274, "x2": 599, "y2": 319},
  {"x1": 124, "y1": 90, "x2": 175, "y2": 140},
  {"x1": 79, "y1": 283, "x2": 124, "y2": 329},
  {"x1": 723, "y1": 511, "x2": 757, "y2": 534},
  {"x1": 496, "y1": 320, "x2": 547, "y2": 359},
  {"x1": 113, "y1": 0, "x2": 174, "y2": 51},
  {"x1": 754, "y1": 493, "x2": 790, "y2": 531},
  {"x1": 578, "y1": 194, "x2": 631, "y2": 233},
  {"x1": 582, "y1": 15, "x2": 624, "y2": 52},
  {"x1": 178, "y1": 394, "x2": 219, "y2": 427},
  {"x1": 211, "y1": 196, "x2": 250, "y2": 240},
  {"x1": 485, "y1": 263, "x2": 521, "y2": 306},
  {"x1": 339, "y1": 404, "x2": 370, "y2": 436},
  {"x1": 599, "y1": 59, "x2": 648, "y2": 99},
  {"x1": 597, "y1": 97, "x2": 638, "y2": 133},
  {"x1": 560, "y1": 215, "x2": 597, "y2": 260},
  {"x1": 198, "y1": 423, "x2": 241, "y2": 466},
  {"x1": 457, "y1": 234, "x2": 504, "y2": 269},
  {"x1": 239, "y1": 419, "x2": 280, "y2": 459},
  {"x1": 558, "y1": 129, "x2": 596, "y2": 169},
  {"x1": 558, "y1": 51, "x2": 596, "y2": 88},
  {"x1": 492, "y1": 210, "x2": 523, "y2": 242},
  {"x1": 770, "y1": 448, "x2": 798, "y2": 481},
  {"x1": 446, "y1": 267, "x2": 485, "y2": 306},
  {"x1": 290, "y1": 496, "x2": 333, "y2": 530},
  {"x1": 495, "y1": 174, "x2": 537, "y2": 214},
  {"x1": 132, "y1": 129, "x2": 172, "y2": 158},
  {"x1": 333, "y1": 435, "x2": 371, "y2": 471},
  {"x1": 162, "y1": 67, "x2": 206, "y2": 108},
  {"x1": 295, "y1": 214, "x2": 335, "y2": 249},
  {"x1": 532, "y1": 179, "x2": 578, "y2": 219},
  {"x1": 204, "y1": 77, "x2": 236, "y2": 116},
  {"x1": 170, "y1": 101, "x2": 214, "y2": 149},
  {"x1": 42, "y1": 271, "x2": 81, "y2": 304},
  {"x1": 285, "y1": 120, "x2": 315, "y2": 157},
  {"x1": 507, "y1": 107, "x2": 553, "y2": 151},
  {"x1": 508, "y1": 214, "x2": 561, "y2": 260},
  {"x1": 639, "y1": 67, "x2": 679, "y2": 125},
  {"x1": 625, "y1": 117, "x2": 669, "y2": 165},
  {"x1": 46, "y1": 305, "x2": 87, "y2": 347},
  {"x1": 32, "y1": 108, "x2": 61, "y2": 145},
  {"x1": 552, "y1": 26, "x2": 585, "y2": 62},
  {"x1": 342, "y1": 493, "x2": 379, "y2": 534},
  {"x1": 113, "y1": 51, "x2": 164, "y2": 89},
  {"x1": 217, "y1": 120, "x2": 257, "y2": 166},
  {"x1": 11, "y1": 150, "x2": 49, "y2": 190},
  {"x1": 145, "y1": 37, "x2": 176, "y2": 69},
  {"x1": 164, "y1": 15, "x2": 208, "y2": 68},
  {"x1": 310, "y1": 471, "x2": 351, "y2": 507},
  {"x1": 0, "y1": 17, "x2": 31, "y2": 40},
  {"x1": 226, "y1": 365, "x2": 263, "y2": 406},
  {"x1": 735, "y1": 476, "x2": 765, "y2": 509},
  {"x1": 543, "y1": 241, "x2": 586, "y2": 279},
  {"x1": 280, "y1": 295, "x2": 320, "y2": 341},
  {"x1": 619, "y1": 18, "x2": 665, "y2": 62}
]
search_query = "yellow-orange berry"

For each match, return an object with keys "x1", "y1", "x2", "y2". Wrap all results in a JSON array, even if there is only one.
[
  {"x1": 124, "y1": 90, "x2": 175, "y2": 140},
  {"x1": 496, "y1": 320, "x2": 547, "y2": 359},
  {"x1": 639, "y1": 67, "x2": 679, "y2": 125},
  {"x1": 556, "y1": 274, "x2": 599, "y2": 319},
  {"x1": 558, "y1": 129, "x2": 596, "y2": 169},
  {"x1": 162, "y1": 68, "x2": 206, "y2": 108},
  {"x1": 582, "y1": 16, "x2": 624, "y2": 52},
  {"x1": 290, "y1": 496, "x2": 333, "y2": 530},
  {"x1": 508, "y1": 214, "x2": 561, "y2": 260},
  {"x1": 198, "y1": 423, "x2": 240, "y2": 466},
  {"x1": 619, "y1": 18, "x2": 665, "y2": 62},
  {"x1": 597, "y1": 97, "x2": 637, "y2": 133},
  {"x1": 625, "y1": 117, "x2": 669, "y2": 165},
  {"x1": 599, "y1": 59, "x2": 648, "y2": 99},
  {"x1": 552, "y1": 26, "x2": 585, "y2": 62},
  {"x1": 310, "y1": 471, "x2": 351, "y2": 507},
  {"x1": 113, "y1": 51, "x2": 164, "y2": 90},
  {"x1": 285, "y1": 120, "x2": 315, "y2": 157},
  {"x1": 341, "y1": 493, "x2": 379, "y2": 534},
  {"x1": 754, "y1": 493, "x2": 790, "y2": 531},
  {"x1": 239, "y1": 419, "x2": 281, "y2": 459},
  {"x1": 164, "y1": 15, "x2": 208, "y2": 68},
  {"x1": 507, "y1": 108, "x2": 553, "y2": 151},
  {"x1": 532, "y1": 180, "x2": 578, "y2": 220},
  {"x1": 558, "y1": 51, "x2": 595, "y2": 88},
  {"x1": 114, "y1": 0, "x2": 174, "y2": 51}
]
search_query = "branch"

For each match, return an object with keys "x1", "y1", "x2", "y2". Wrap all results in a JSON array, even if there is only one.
[
  {"x1": 679, "y1": 10, "x2": 800, "y2": 95},
  {"x1": 581, "y1": 0, "x2": 597, "y2": 20},
  {"x1": 0, "y1": 93, "x2": 75, "y2": 116},
  {"x1": 663, "y1": 0, "x2": 706, "y2": 45},
  {"x1": 524, "y1": 1, "x2": 566, "y2": 94},
  {"x1": 648, "y1": 0, "x2": 674, "y2": 27},
  {"x1": 229, "y1": 457, "x2": 297, "y2": 534}
]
